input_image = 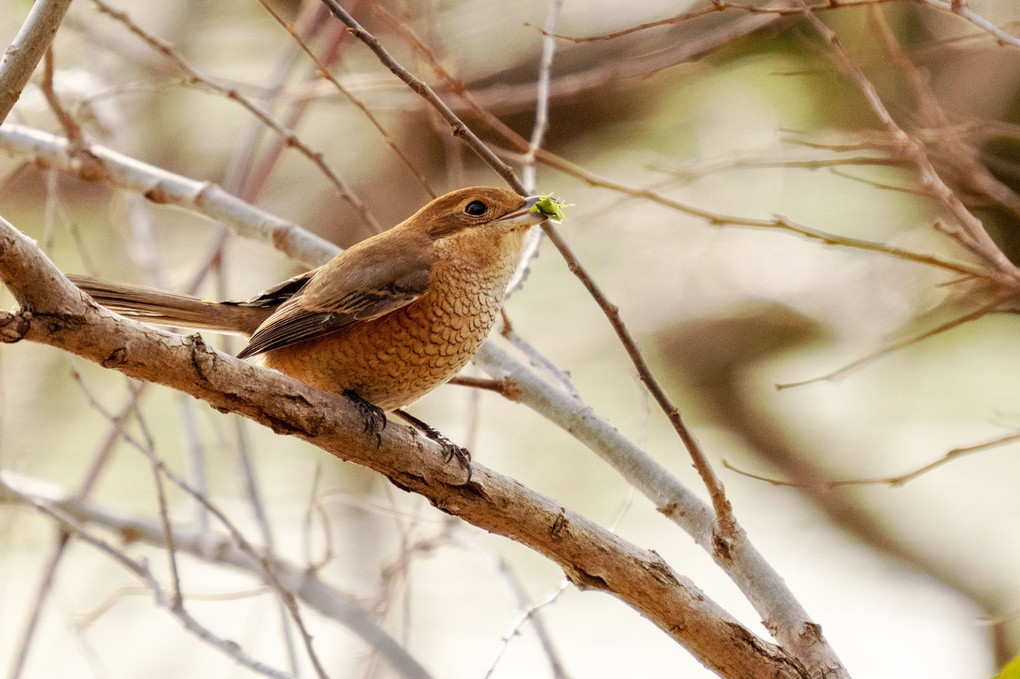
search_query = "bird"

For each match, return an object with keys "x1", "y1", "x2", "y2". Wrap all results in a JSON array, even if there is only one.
[{"x1": 70, "y1": 186, "x2": 555, "y2": 472}]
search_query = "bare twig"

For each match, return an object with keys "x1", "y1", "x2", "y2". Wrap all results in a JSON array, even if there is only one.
[
  {"x1": 795, "y1": 0, "x2": 1020, "y2": 280},
  {"x1": 482, "y1": 581, "x2": 571, "y2": 679},
  {"x1": 39, "y1": 48, "x2": 86, "y2": 147},
  {"x1": 508, "y1": 0, "x2": 565, "y2": 296},
  {"x1": 0, "y1": 0, "x2": 74, "y2": 124},
  {"x1": 539, "y1": 0, "x2": 1020, "y2": 50},
  {"x1": 498, "y1": 312, "x2": 581, "y2": 398},
  {"x1": 255, "y1": 0, "x2": 436, "y2": 200},
  {"x1": 221, "y1": 0, "x2": 326, "y2": 198},
  {"x1": 777, "y1": 285, "x2": 1012, "y2": 388},
  {"x1": 866, "y1": 5, "x2": 1020, "y2": 224},
  {"x1": 0, "y1": 473, "x2": 436, "y2": 679},
  {"x1": 923, "y1": 0, "x2": 1020, "y2": 49},
  {"x1": 522, "y1": 0, "x2": 563, "y2": 189},
  {"x1": 88, "y1": 0, "x2": 382, "y2": 233},
  {"x1": 538, "y1": 223, "x2": 738, "y2": 538},
  {"x1": 231, "y1": 415, "x2": 306, "y2": 676},
  {"x1": 725, "y1": 429, "x2": 1020, "y2": 489},
  {"x1": 319, "y1": 0, "x2": 527, "y2": 196},
  {"x1": 3, "y1": 483, "x2": 297, "y2": 679}
]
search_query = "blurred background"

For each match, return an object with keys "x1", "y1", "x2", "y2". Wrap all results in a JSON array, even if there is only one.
[{"x1": 2, "y1": 0, "x2": 1020, "y2": 677}]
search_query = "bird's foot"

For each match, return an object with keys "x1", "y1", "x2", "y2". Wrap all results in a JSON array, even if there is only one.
[
  {"x1": 343, "y1": 390, "x2": 386, "y2": 446},
  {"x1": 393, "y1": 409, "x2": 472, "y2": 481}
]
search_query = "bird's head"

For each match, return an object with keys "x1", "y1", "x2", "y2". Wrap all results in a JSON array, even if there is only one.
[{"x1": 412, "y1": 187, "x2": 552, "y2": 241}]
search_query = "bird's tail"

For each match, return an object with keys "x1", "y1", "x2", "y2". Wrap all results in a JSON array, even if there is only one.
[{"x1": 69, "y1": 275, "x2": 270, "y2": 335}]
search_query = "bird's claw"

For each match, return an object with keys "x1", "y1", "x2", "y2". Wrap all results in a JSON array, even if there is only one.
[
  {"x1": 343, "y1": 390, "x2": 386, "y2": 446},
  {"x1": 393, "y1": 409, "x2": 473, "y2": 481},
  {"x1": 439, "y1": 441, "x2": 472, "y2": 481}
]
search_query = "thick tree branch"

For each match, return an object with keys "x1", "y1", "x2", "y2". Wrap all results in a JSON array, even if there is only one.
[
  {"x1": 312, "y1": 7, "x2": 846, "y2": 671},
  {"x1": 0, "y1": 123, "x2": 844, "y2": 678},
  {"x1": 0, "y1": 216, "x2": 807, "y2": 678}
]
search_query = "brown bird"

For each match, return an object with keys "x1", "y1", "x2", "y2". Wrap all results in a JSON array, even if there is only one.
[{"x1": 71, "y1": 186, "x2": 552, "y2": 469}]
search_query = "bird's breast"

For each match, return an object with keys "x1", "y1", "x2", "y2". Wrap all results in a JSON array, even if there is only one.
[{"x1": 259, "y1": 254, "x2": 515, "y2": 411}]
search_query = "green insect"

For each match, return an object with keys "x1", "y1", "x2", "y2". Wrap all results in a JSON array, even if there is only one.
[{"x1": 530, "y1": 195, "x2": 567, "y2": 221}]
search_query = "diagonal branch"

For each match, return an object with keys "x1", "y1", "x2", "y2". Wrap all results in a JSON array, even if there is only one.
[
  {"x1": 319, "y1": 0, "x2": 527, "y2": 196},
  {"x1": 0, "y1": 124, "x2": 340, "y2": 267}
]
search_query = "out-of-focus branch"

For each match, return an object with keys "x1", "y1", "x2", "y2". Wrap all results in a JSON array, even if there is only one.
[
  {"x1": 319, "y1": 0, "x2": 527, "y2": 196},
  {"x1": 0, "y1": 214, "x2": 805, "y2": 679},
  {"x1": 1, "y1": 479, "x2": 296, "y2": 679},
  {"x1": 0, "y1": 124, "x2": 340, "y2": 266},
  {"x1": 796, "y1": 1, "x2": 1020, "y2": 281},
  {"x1": 88, "y1": 0, "x2": 382, "y2": 233},
  {"x1": 0, "y1": 0, "x2": 74, "y2": 124},
  {"x1": 255, "y1": 0, "x2": 436, "y2": 200},
  {"x1": 541, "y1": 0, "x2": 1020, "y2": 51},
  {"x1": 0, "y1": 471, "x2": 437, "y2": 679}
]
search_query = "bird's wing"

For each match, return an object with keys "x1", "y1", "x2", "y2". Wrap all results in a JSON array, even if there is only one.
[
  {"x1": 237, "y1": 269, "x2": 318, "y2": 308},
  {"x1": 236, "y1": 240, "x2": 431, "y2": 359}
]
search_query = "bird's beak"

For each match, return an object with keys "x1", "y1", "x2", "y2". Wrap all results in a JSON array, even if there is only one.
[{"x1": 497, "y1": 196, "x2": 548, "y2": 227}]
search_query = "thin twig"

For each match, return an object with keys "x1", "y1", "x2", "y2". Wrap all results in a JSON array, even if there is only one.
[
  {"x1": 923, "y1": 0, "x2": 1020, "y2": 49},
  {"x1": 499, "y1": 314, "x2": 581, "y2": 399},
  {"x1": 795, "y1": 0, "x2": 1020, "y2": 281},
  {"x1": 39, "y1": 47, "x2": 86, "y2": 148},
  {"x1": 256, "y1": 0, "x2": 435, "y2": 200},
  {"x1": 509, "y1": 0, "x2": 564, "y2": 296},
  {"x1": 866, "y1": 5, "x2": 1020, "y2": 223},
  {"x1": 539, "y1": 0, "x2": 1020, "y2": 50},
  {"x1": 4, "y1": 486, "x2": 297, "y2": 679},
  {"x1": 777, "y1": 285, "x2": 1012, "y2": 388},
  {"x1": 0, "y1": 0, "x2": 75, "y2": 124},
  {"x1": 522, "y1": 0, "x2": 564, "y2": 189},
  {"x1": 223, "y1": 1, "x2": 330, "y2": 201},
  {"x1": 538, "y1": 224, "x2": 737, "y2": 537},
  {"x1": 725, "y1": 429, "x2": 1020, "y2": 489},
  {"x1": 482, "y1": 582, "x2": 571, "y2": 679},
  {"x1": 88, "y1": 0, "x2": 381, "y2": 234},
  {"x1": 319, "y1": 0, "x2": 526, "y2": 195}
]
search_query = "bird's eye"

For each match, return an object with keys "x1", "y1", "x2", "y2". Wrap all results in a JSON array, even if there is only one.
[{"x1": 464, "y1": 200, "x2": 488, "y2": 216}]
